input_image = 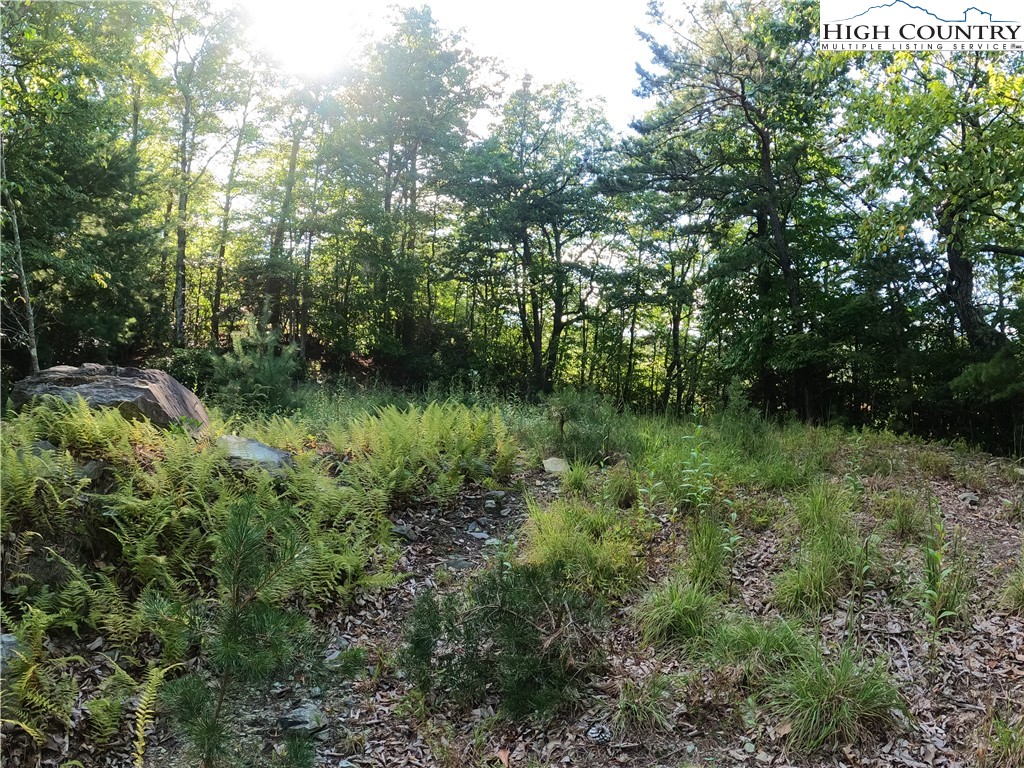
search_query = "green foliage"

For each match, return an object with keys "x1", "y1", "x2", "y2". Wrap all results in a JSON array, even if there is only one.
[
  {"x1": 532, "y1": 391, "x2": 641, "y2": 464},
  {"x1": 520, "y1": 498, "x2": 641, "y2": 595},
  {"x1": 162, "y1": 497, "x2": 316, "y2": 767},
  {"x1": 920, "y1": 511, "x2": 970, "y2": 631},
  {"x1": 400, "y1": 561, "x2": 605, "y2": 717},
  {"x1": 340, "y1": 402, "x2": 515, "y2": 506},
  {"x1": 640, "y1": 426, "x2": 714, "y2": 513},
  {"x1": 207, "y1": 314, "x2": 303, "y2": 416},
  {"x1": 636, "y1": 577, "x2": 718, "y2": 647},
  {"x1": 766, "y1": 645, "x2": 907, "y2": 753}
]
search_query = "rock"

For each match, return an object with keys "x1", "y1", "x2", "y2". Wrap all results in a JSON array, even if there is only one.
[
  {"x1": 1, "y1": 634, "x2": 21, "y2": 676},
  {"x1": 74, "y1": 459, "x2": 107, "y2": 482},
  {"x1": 543, "y1": 457, "x2": 569, "y2": 474},
  {"x1": 218, "y1": 435, "x2": 293, "y2": 472},
  {"x1": 958, "y1": 491, "x2": 980, "y2": 506},
  {"x1": 391, "y1": 523, "x2": 418, "y2": 542},
  {"x1": 445, "y1": 557, "x2": 474, "y2": 570},
  {"x1": 30, "y1": 440, "x2": 58, "y2": 456},
  {"x1": 483, "y1": 499, "x2": 498, "y2": 512},
  {"x1": 278, "y1": 701, "x2": 326, "y2": 735},
  {"x1": 469, "y1": 531, "x2": 489, "y2": 540},
  {"x1": 485, "y1": 490, "x2": 507, "y2": 502},
  {"x1": 10, "y1": 364, "x2": 209, "y2": 436},
  {"x1": 467, "y1": 520, "x2": 487, "y2": 533}
]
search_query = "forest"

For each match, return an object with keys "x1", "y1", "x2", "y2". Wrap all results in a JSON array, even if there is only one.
[
  {"x1": 1, "y1": 1, "x2": 1024, "y2": 767},
  {"x1": 1, "y1": 0, "x2": 1022, "y2": 448}
]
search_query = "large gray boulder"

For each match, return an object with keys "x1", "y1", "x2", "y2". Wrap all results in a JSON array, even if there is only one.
[{"x1": 10, "y1": 364, "x2": 209, "y2": 436}]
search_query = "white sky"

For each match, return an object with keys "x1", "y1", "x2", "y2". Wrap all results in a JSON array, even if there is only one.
[{"x1": 239, "y1": 0, "x2": 657, "y2": 134}]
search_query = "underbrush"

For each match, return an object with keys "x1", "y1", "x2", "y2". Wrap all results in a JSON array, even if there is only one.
[
  {"x1": 400, "y1": 559, "x2": 605, "y2": 717},
  {"x1": 0, "y1": 395, "x2": 515, "y2": 763}
]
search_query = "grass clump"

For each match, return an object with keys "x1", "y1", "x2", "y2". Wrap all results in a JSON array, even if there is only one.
[
  {"x1": 636, "y1": 577, "x2": 718, "y2": 646},
  {"x1": 979, "y1": 712, "x2": 1024, "y2": 768},
  {"x1": 707, "y1": 617, "x2": 812, "y2": 683},
  {"x1": 520, "y1": 498, "x2": 640, "y2": 595},
  {"x1": 602, "y1": 461, "x2": 637, "y2": 509},
  {"x1": 775, "y1": 480, "x2": 878, "y2": 613},
  {"x1": 766, "y1": 644, "x2": 907, "y2": 753},
  {"x1": 400, "y1": 561, "x2": 604, "y2": 717},
  {"x1": 684, "y1": 513, "x2": 737, "y2": 594},
  {"x1": 561, "y1": 461, "x2": 592, "y2": 499},
  {"x1": 1002, "y1": 551, "x2": 1024, "y2": 614},
  {"x1": 874, "y1": 490, "x2": 927, "y2": 542},
  {"x1": 613, "y1": 673, "x2": 675, "y2": 734}
]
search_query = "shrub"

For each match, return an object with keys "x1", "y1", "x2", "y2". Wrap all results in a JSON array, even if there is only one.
[
  {"x1": 636, "y1": 577, "x2": 718, "y2": 646},
  {"x1": 766, "y1": 644, "x2": 907, "y2": 753},
  {"x1": 400, "y1": 561, "x2": 604, "y2": 717}
]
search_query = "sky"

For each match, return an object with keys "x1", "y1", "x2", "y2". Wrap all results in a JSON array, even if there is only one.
[{"x1": 240, "y1": 0, "x2": 658, "y2": 134}]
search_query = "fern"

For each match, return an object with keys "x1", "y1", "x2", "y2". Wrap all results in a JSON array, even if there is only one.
[
  {"x1": 84, "y1": 657, "x2": 138, "y2": 746},
  {"x1": 134, "y1": 663, "x2": 179, "y2": 768}
]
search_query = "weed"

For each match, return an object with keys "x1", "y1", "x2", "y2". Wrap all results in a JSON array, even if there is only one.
[
  {"x1": 953, "y1": 462, "x2": 990, "y2": 493},
  {"x1": 636, "y1": 577, "x2": 718, "y2": 646},
  {"x1": 766, "y1": 644, "x2": 907, "y2": 753},
  {"x1": 920, "y1": 509, "x2": 970, "y2": 632}
]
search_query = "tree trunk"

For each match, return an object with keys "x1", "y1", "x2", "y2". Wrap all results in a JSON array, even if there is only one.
[{"x1": 2, "y1": 185, "x2": 40, "y2": 372}]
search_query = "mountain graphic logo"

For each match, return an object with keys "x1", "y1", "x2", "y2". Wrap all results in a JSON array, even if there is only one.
[{"x1": 831, "y1": 1, "x2": 1016, "y2": 23}]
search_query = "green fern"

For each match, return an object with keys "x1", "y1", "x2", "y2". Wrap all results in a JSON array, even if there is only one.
[{"x1": 134, "y1": 663, "x2": 179, "y2": 768}]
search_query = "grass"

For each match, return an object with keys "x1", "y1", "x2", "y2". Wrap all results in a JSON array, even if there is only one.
[
  {"x1": 706, "y1": 616, "x2": 812, "y2": 682},
  {"x1": 1001, "y1": 550, "x2": 1024, "y2": 614},
  {"x1": 613, "y1": 673, "x2": 675, "y2": 735},
  {"x1": 520, "y1": 498, "x2": 640, "y2": 595},
  {"x1": 775, "y1": 480, "x2": 879, "y2": 613},
  {"x1": 561, "y1": 461, "x2": 592, "y2": 499},
  {"x1": 766, "y1": 644, "x2": 907, "y2": 752},
  {"x1": 684, "y1": 513, "x2": 735, "y2": 594},
  {"x1": 874, "y1": 490, "x2": 927, "y2": 542},
  {"x1": 635, "y1": 576, "x2": 718, "y2": 646},
  {"x1": 979, "y1": 711, "x2": 1024, "y2": 768}
]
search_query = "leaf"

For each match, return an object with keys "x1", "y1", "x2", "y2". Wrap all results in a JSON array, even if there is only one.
[{"x1": 496, "y1": 746, "x2": 511, "y2": 767}]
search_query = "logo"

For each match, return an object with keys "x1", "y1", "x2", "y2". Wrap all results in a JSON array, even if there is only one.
[{"x1": 819, "y1": 0, "x2": 1022, "y2": 51}]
